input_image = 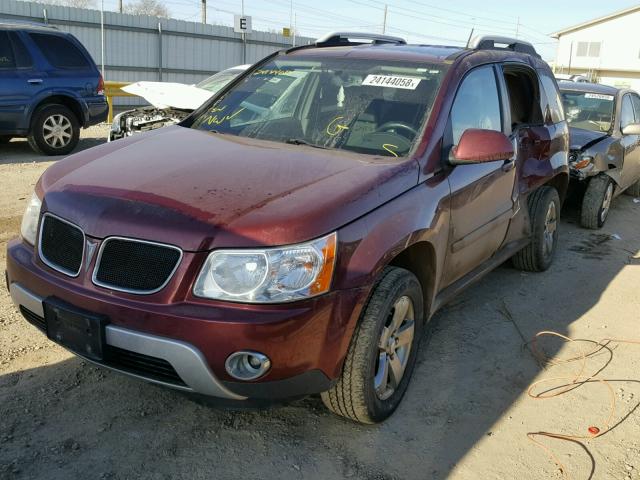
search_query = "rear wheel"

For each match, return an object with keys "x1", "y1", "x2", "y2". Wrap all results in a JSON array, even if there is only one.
[
  {"x1": 28, "y1": 104, "x2": 79, "y2": 156},
  {"x1": 321, "y1": 267, "x2": 424, "y2": 424},
  {"x1": 512, "y1": 186, "x2": 560, "y2": 272},
  {"x1": 580, "y1": 174, "x2": 614, "y2": 229}
]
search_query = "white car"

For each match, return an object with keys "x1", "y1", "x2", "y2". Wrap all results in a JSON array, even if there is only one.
[{"x1": 109, "y1": 65, "x2": 250, "y2": 141}]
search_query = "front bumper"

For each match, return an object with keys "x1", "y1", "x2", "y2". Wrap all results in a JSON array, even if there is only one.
[
  {"x1": 10, "y1": 282, "x2": 244, "y2": 399},
  {"x1": 6, "y1": 240, "x2": 367, "y2": 400}
]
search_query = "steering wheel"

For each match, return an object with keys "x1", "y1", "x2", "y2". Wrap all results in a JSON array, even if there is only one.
[{"x1": 375, "y1": 122, "x2": 418, "y2": 140}]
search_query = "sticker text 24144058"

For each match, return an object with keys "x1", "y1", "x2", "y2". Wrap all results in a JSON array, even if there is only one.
[{"x1": 362, "y1": 74, "x2": 421, "y2": 90}]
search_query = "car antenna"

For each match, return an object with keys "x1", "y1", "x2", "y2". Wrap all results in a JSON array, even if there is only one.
[{"x1": 465, "y1": 28, "x2": 474, "y2": 48}]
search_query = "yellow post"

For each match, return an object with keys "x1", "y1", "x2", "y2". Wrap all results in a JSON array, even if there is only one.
[
  {"x1": 107, "y1": 94, "x2": 114, "y2": 123},
  {"x1": 103, "y1": 81, "x2": 136, "y2": 124}
]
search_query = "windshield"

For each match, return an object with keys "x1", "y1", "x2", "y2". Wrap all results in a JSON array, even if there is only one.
[
  {"x1": 190, "y1": 56, "x2": 448, "y2": 157},
  {"x1": 196, "y1": 68, "x2": 245, "y2": 93},
  {"x1": 561, "y1": 90, "x2": 615, "y2": 133}
]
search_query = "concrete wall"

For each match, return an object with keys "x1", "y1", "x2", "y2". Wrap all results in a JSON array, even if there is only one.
[
  {"x1": 0, "y1": 0, "x2": 314, "y2": 105},
  {"x1": 554, "y1": 9, "x2": 640, "y2": 91}
]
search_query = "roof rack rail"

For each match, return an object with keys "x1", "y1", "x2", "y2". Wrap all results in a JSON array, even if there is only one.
[
  {"x1": 468, "y1": 35, "x2": 538, "y2": 57},
  {"x1": 0, "y1": 19, "x2": 57, "y2": 29},
  {"x1": 315, "y1": 31, "x2": 406, "y2": 47}
]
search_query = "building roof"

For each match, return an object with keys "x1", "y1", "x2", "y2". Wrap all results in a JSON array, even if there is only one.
[
  {"x1": 551, "y1": 5, "x2": 640, "y2": 38},
  {"x1": 557, "y1": 80, "x2": 619, "y2": 95}
]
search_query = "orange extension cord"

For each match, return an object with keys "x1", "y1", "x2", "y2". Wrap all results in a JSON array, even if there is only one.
[{"x1": 525, "y1": 331, "x2": 640, "y2": 479}]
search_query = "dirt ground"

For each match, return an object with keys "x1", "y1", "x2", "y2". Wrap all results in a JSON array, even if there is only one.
[{"x1": 1, "y1": 127, "x2": 639, "y2": 480}]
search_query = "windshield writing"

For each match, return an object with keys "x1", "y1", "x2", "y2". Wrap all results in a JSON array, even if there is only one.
[{"x1": 190, "y1": 57, "x2": 447, "y2": 157}]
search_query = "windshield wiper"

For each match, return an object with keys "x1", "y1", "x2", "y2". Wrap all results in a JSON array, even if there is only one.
[{"x1": 285, "y1": 138, "x2": 328, "y2": 149}]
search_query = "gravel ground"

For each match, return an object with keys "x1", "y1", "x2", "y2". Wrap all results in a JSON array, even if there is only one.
[{"x1": 1, "y1": 126, "x2": 639, "y2": 480}]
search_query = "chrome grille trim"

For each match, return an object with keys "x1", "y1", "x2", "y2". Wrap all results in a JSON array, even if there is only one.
[
  {"x1": 91, "y1": 236, "x2": 183, "y2": 295},
  {"x1": 37, "y1": 212, "x2": 86, "y2": 278}
]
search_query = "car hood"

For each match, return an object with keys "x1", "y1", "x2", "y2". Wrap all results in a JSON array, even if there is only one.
[
  {"x1": 122, "y1": 81, "x2": 213, "y2": 110},
  {"x1": 569, "y1": 127, "x2": 609, "y2": 151},
  {"x1": 39, "y1": 126, "x2": 419, "y2": 251}
]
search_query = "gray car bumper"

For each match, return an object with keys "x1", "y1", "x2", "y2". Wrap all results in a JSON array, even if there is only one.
[{"x1": 9, "y1": 282, "x2": 245, "y2": 401}]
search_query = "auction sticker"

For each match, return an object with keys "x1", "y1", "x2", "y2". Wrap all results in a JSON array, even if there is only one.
[
  {"x1": 363, "y1": 74, "x2": 421, "y2": 90},
  {"x1": 585, "y1": 93, "x2": 614, "y2": 101}
]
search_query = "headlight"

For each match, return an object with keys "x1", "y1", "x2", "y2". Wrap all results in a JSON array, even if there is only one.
[
  {"x1": 193, "y1": 232, "x2": 337, "y2": 303},
  {"x1": 110, "y1": 112, "x2": 123, "y2": 132},
  {"x1": 20, "y1": 192, "x2": 42, "y2": 245}
]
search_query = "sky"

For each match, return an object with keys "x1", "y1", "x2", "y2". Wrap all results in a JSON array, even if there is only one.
[{"x1": 96, "y1": 0, "x2": 640, "y2": 61}]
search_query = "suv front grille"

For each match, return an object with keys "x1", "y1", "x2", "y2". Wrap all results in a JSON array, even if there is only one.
[
  {"x1": 93, "y1": 238, "x2": 182, "y2": 294},
  {"x1": 39, "y1": 214, "x2": 84, "y2": 277}
]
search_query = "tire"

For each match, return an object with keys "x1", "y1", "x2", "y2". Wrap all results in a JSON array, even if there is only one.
[
  {"x1": 321, "y1": 267, "x2": 424, "y2": 424},
  {"x1": 580, "y1": 174, "x2": 614, "y2": 229},
  {"x1": 625, "y1": 179, "x2": 640, "y2": 198},
  {"x1": 512, "y1": 186, "x2": 561, "y2": 272},
  {"x1": 27, "y1": 104, "x2": 80, "y2": 156}
]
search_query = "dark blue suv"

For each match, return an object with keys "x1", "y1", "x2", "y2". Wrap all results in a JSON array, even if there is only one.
[{"x1": 0, "y1": 21, "x2": 108, "y2": 155}]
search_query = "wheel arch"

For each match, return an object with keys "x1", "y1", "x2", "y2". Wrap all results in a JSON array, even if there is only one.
[
  {"x1": 29, "y1": 95, "x2": 84, "y2": 130},
  {"x1": 543, "y1": 172, "x2": 569, "y2": 204},
  {"x1": 387, "y1": 240, "x2": 437, "y2": 319}
]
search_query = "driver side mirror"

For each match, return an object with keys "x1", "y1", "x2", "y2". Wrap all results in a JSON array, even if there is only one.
[
  {"x1": 450, "y1": 129, "x2": 514, "y2": 165},
  {"x1": 622, "y1": 123, "x2": 640, "y2": 135}
]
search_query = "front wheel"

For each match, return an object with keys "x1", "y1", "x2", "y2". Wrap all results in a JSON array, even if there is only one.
[
  {"x1": 321, "y1": 267, "x2": 424, "y2": 424},
  {"x1": 512, "y1": 186, "x2": 560, "y2": 272},
  {"x1": 580, "y1": 174, "x2": 614, "y2": 229}
]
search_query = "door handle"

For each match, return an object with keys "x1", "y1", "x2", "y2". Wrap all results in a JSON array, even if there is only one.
[
  {"x1": 502, "y1": 160, "x2": 515, "y2": 172},
  {"x1": 27, "y1": 78, "x2": 43, "y2": 84}
]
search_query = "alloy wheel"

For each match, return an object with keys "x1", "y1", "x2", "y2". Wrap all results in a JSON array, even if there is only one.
[
  {"x1": 543, "y1": 201, "x2": 557, "y2": 257},
  {"x1": 600, "y1": 182, "x2": 613, "y2": 223},
  {"x1": 374, "y1": 295, "x2": 415, "y2": 400},
  {"x1": 42, "y1": 114, "x2": 72, "y2": 148}
]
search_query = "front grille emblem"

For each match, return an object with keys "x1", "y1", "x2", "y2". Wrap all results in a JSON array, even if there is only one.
[{"x1": 85, "y1": 239, "x2": 99, "y2": 270}]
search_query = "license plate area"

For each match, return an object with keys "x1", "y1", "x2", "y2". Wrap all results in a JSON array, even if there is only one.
[{"x1": 44, "y1": 298, "x2": 108, "y2": 361}]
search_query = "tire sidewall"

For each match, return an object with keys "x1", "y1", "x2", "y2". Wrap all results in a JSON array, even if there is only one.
[
  {"x1": 30, "y1": 104, "x2": 80, "y2": 156},
  {"x1": 362, "y1": 271, "x2": 424, "y2": 422}
]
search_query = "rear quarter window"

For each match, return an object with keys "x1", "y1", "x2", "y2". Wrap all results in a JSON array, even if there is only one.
[
  {"x1": 0, "y1": 31, "x2": 16, "y2": 69},
  {"x1": 9, "y1": 32, "x2": 33, "y2": 68},
  {"x1": 29, "y1": 33, "x2": 90, "y2": 69},
  {"x1": 538, "y1": 70, "x2": 564, "y2": 124}
]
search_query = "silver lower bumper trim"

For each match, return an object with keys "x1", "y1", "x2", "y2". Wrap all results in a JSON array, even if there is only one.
[{"x1": 9, "y1": 282, "x2": 245, "y2": 401}]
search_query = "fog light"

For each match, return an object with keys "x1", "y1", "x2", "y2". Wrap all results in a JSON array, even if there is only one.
[{"x1": 225, "y1": 351, "x2": 271, "y2": 380}]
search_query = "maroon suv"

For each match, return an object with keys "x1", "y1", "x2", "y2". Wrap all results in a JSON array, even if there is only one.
[{"x1": 6, "y1": 33, "x2": 568, "y2": 424}]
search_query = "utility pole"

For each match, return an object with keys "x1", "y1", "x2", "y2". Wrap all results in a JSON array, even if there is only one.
[
  {"x1": 515, "y1": 16, "x2": 520, "y2": 38},
  {"x1": 293, "y1": 13, "x2": 297, "y2": 47},
  {"x1": 241, "y1": 0, "x2": 246, "y2": 64},
  {"x1": 100, "y1": 0, "x2": 105, "y2": 79},
  {"x1": 201, "y1": 0, "x2": 206, "y2": 24},
  {"x1": 382, "y1": 4, "x2": 388, "y2": 34},
  {"x1": 118, "y1": 0, "x2": 122, "y2": 13},
  {"x1": 289, "y1": 0, "x2": 294, "y2": 46}
]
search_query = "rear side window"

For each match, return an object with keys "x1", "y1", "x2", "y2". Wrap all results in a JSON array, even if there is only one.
[
  {"x1": 8, "y1": 32, "x2": 33, "y2": 68},
  {"x1": 620, "y1": 94, "x2": 635, "y2": 130},
  {"x1": 538, "y1": 71, "x2": 564, "y2": 124},
  {"x1": 0, "y1": 31, "x2": 16, "y2": 69},
  {"x1": 630, "y1": 94, "x2": 640, "y2": 122},
  {"x1": 450, "y1": 66, "x2": 502, "y2": 145},
  {"x1": 29, "y1": 33, "x2": 89, "y2": 68}
]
